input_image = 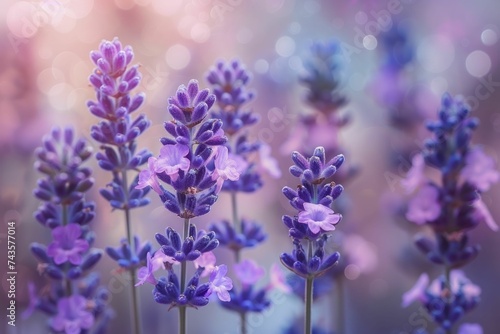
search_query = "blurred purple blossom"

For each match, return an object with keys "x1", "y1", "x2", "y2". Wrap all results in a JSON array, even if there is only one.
[
  {"x1": 208, "y1": 265, "x2": 233, "y2": 302},
  {"x1": 234, "y1": 259, "x2": 265, "y2": 286},
  {"x1": 47, "y1": 224, "x2": 89, "y2": 265},
  {"x1": 50, "y1": 295, "x2": 94, "y2": 334},
  {"x1": 405, "y1": 185, "x2": 441, "y2": 225}
]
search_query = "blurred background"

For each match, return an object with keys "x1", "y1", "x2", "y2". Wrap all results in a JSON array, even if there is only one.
[{"x1": 1, "y1": 0, "x2": 500, "y2": 333}]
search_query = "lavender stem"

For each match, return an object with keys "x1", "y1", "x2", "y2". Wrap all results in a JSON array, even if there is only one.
[
  {"x1": 305, "y1": 240, "x2": 314, "y2": 334},
  {"x1": 179, "y1": 217, "x2": 190, "y2": 334}
]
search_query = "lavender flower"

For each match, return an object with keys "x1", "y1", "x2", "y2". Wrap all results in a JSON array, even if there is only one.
[
  {"x1": 205, "y1": 59, "x2": 277, "y2": 334},
  {"x1": 402, "y1": 271, "x2": 480, "y2": 330},
  {"x1": 27, "y1": 127, "x2": 111, "y2": 333},
  {"x1": 402, "y1": 93, "x2": 498, "y2": 332},
  {"x1": 51, "y1": 295, "x2": 94, "y2": 334},
  {"x1": 281, "y1": 146, "x2": 345, "y2": 334},
  {"x1": 136, "y1": 79, "x2": 232, "y2": 334},
  {"x1": 87, "y1": 38, "x2": 152, "y2": 334}
]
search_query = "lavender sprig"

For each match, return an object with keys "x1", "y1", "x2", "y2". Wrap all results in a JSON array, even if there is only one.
[
  {"x1": 87, "y1": 37, "x2": 152, "y2": 334},
  {"x1": 402, "y1": 93, "x2": 499, "y2": 333},
  {"x1": 26, "y1": 127, "x2": 112, "y2": 334},
  {"x1": 136, "y1": 79, "x2": 234, "y2": 334},
  {"x1": 205, "y1": 60, "x2": 282, "y2": 334},
  {"x1": 281, "y1": 147, "x2": 345, "y2": 334}
]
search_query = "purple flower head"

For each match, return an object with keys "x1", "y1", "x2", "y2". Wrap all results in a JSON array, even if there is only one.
[
  {"x1": 155, "y1": 144, "x2": 190, "y2": 181},
  {"x1": 460, "y1": 147, "x2": 499, "y2": 192},
  {"x1": 289, "y1": 147, "x2": 344, "y2": 185},
  {"x1": 300, "y1": 41, "x2": 347, "y2": 114},
  {"x1": 298, "y1": 203, "x2": 341, "y2": 234},
  {"x1": 207, "y1": 265, "x2": 233, "y2": 302},
  {"x1": 406, "y1": 184, "x2": 441, "y2": 225},
  {"x1": 106, "y1": 235, "x2": 152, "y2": 269},
  {"x1": 206, "y1": 59, "x2": 255, "y2": 113},
  {"x1": 193, "y1": 251, "x2": 217, "y2": 277},
  {"x1": 208, "y1": 219, "x2": 267, "y2": 252},
  {"x1": 47, "y1": 224, "x2": 89, "y2": 265},
  {"x1": 50, "y1": 295, "x2": 94, "y2": 334},
  {"x1": 33, "y1": 127, "x2": 94, "y2": 205},
  {"x1": 234, "y1": 259, "x2": 265, "y2": 286},
  {"x1": 167, "y1": 79, "x2": 216, "y2": 128},
  {"x1": 136, "y1": 157, "x2": 163, "y2": 195},
  {"x1": 403, "y1": 271, "x2": 480, "y2": 330}
]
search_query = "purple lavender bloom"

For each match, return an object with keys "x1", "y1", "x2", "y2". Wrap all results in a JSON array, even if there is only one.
[
  {"x1": 87, "y1": 37, "x2": 151, "y2": 209},
  {"x1": 458, "y1": 324, "x2": 483, "y2": 334},
  {"x1": 280, "y1": 146, "x2": 344, "y2": 282},
  {"x1": 403, "y1": 93, "x2": 497, "y2": 333},
  {"x1": 50, "y1": 295, "x2": 94, "y2": 334},
  {"x1": 208, "y1": 219, "x2": 266, "y2": 252},
  {"x1": 298, "y1": 203, "x2": 341, "y2": 234},
  {"x1": 234, "y1": 259, "x2": 265, "y2": 286},
  {"x1": 208, "y1": 265, "x2": 233, "y2": 302},
  {"x1": 300, "y1": 41, "x2": 347, "y2": 114},
  {"x1": 155, "y1": 144, "x2": 190, "y2": 181},
  {"x1": 136, "y1": 157, "x2": 163, "y2": 195},
  {"x1": 28, "y1": 127, "x2": 112, "y2": 332},
  {"x1": 403, "y1": 271, "x2": 480, "y2": 330},
  {"x1": 193, "y1": 251, "x2": 216, "y2": 277},
  {"x1": 47, "y1": 224, "x2": 89, "y2": 265},
  {"x1": 105, "y1": 235, "x2": 152, "y2": 269},
  {"x1": 135, "y1": 252, "x2": 158, "y2": 286}
]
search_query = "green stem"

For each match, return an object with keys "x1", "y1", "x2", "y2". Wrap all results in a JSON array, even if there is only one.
[
  {"x1": 179, "y1": 218, "x2": 190, "y2": 334},
  {"x1": 305, "y1": 276, "x2": 314, "y2": 334},
  {"x1": 240, "y1": 312, "x2": 247, "y2": 334},
  {"x1": 335, "y1": 276, "x2": 345, "y2": 334},
  {"x1": 231, "y1": 191, "x2": 241, "y2": 262},
  {"x1": 304, "y1": 240, "x2": 314, "y2": 334},
  {"x1": 179, "y1": 306, "x2": 186, "y2": 334},
  {"x1": 122, "y1": 170, "x2": 141, "y2": 334}
]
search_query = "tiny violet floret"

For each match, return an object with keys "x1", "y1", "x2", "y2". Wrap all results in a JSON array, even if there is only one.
[
  {"x1": 135, "y1": 252, "x2": 158, "y2": 286},
  {"x1": 47, "y1": 224, "x2": 90, "y2": 265},
  {"x1": 401, "y1": 154, "x2": 425, "y2": 194},
  {"x1": 405, "y1": 184, "x2": 440, "y2": 225},
  {"x1": 208, "y1": 265, "x2": 233, "y2": 302},
  {"x1": 155, "y1": 144, "x2": 190, "y2": 181},
  {"x1": 50, "y1": 295, "x2": 94, "y2": 334},
  {"x1": 212, "y1": 146, "x2": 240, "y2": 193},
  {"x1": 298, "y1": 202, "x2": 341, "y2": 234},
  {"x1": 136, "y1": 157, "x2": 162, "y2": 195}
]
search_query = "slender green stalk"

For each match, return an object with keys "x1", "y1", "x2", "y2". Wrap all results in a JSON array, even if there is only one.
[
  {"x1": 335, "y1": 276, "x2": 345, "y2": 334},
  {"x1": 231, "y1": 192, "x2": 241, "y2": 262},
  {"x1": 304, "y1": 240, "x2": 314, "y2": 334},
  {"x1": 240, "y1": 312, "x2": 247, "y2": 334},
  {"x1": 121, "y1": 170, "x2": 141, "y2": 334},
  {"x1": 179, "y1": 218, "x2": 190, "y2": 334},
  {"x1": 304, "y1": 276, "x2": 314, "y2": 334}
]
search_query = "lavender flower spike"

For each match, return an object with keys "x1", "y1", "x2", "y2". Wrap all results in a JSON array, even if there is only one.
[{"x1": 402, "y1": 93, "x2": 498, "y2": 333}]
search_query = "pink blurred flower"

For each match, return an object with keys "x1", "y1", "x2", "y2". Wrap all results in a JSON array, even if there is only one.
[
  {"x1": 460, "y1": 147, "x2": 499, "y2": 192},
  {"x1": 234, "y1": 259, "x2": 265, "y2": 286},
  {"x1": 406, "y1": 185, "x2": 440, "y2": 224},
  {"x1": 207, "y1": 265, "x2": 233, "y2": 302},
  {"x1": 298, "y1": 202, "x2": 341, "y2": 234},
  {"x1": 401, "y1": 154, "x2": 425, "y2": 194},
  {"x1": 259, "y1": 143, "x2": 281, "y2": 178},
  {"x1": 267, "y1": 263, "x2": 291, "y2": 293},
  {"x1": 136, "y1": 157, "x2": 162, "y2": 195},
  {"x1": 401, "y1": 273, "x2": 429, "y2": 307},
  {"x1": 135, "y1": 252, "x2": 157, "y2": 286},
  {"x1": 155, "y1": 144, "x2": 190, "y2": 181},
  {"x1": 50, "y1": 295, "x2": 94, "y2": 334},
  {"x1": 473, "y1": 198, "x2": 499, "y2": 231},
  {"x1": 342, "y1": 234, "x2": 378, "y2": 274},
  {"x1": 193, "y1": 251, "x2": 217, "y2": 277}
]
